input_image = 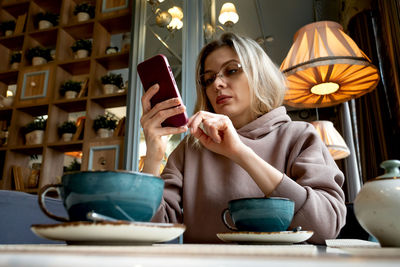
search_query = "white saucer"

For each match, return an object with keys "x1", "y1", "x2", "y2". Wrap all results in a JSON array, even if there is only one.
[
  {"x1": 31, "y1": 221, "x2": 186, "y2": 245},
  {"x1": 217, "y1": 231, "x2": 313, "y2": 244}
]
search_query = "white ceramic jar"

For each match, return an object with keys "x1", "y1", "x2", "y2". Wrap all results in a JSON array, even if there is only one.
[
  {"x1": 32, "y1": 56, "x2": 47, "y2": 66},
  {"x1": 103, "y1": 84, "x2": 117, "y2": 94},
  {"x1": 39, "y1": 20, "x2": 53, "y2": 30},
  {"x1": 77, "y1": 12, "x2": 90, "y2": 22},
  {"x1": 354, "y1": 160, "x2": 400, "y2": 247},
  {"x1": 25, "y1": 130, "x2": 44, "y2": 145}
]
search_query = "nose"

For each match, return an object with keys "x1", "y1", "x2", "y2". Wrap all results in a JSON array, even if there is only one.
[{"x1": 213, "y1": 73, "x2": 226, "y2": 89}]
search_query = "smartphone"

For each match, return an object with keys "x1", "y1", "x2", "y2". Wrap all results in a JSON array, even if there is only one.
[{"x1": 137, "y1": 54, "x2": 188, "y2": 128}]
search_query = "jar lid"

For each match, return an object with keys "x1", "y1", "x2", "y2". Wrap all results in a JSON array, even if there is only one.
[{"x1": 376, "y1": 159, "x2": 400, "y2": 179}]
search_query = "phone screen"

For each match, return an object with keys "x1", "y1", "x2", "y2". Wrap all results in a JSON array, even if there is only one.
[{"x1": 137, "y1": 54, "x2": 188, "y2": 127}]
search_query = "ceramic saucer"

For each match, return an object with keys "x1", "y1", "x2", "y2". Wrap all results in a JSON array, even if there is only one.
[
  {"x1": 31, "y1": 221, "x2": 186, "y2": 245},
  {"x1": 217, "y1": 231, "x2": 313, "y2": 244}
]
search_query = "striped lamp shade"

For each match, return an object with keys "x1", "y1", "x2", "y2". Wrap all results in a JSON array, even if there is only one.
[
  {"x1": 311, "y1": 120, "x2": 350, "y2": 160},
  {"x1": 280, "y1": 21, "x2": 380, "y2": 108}
]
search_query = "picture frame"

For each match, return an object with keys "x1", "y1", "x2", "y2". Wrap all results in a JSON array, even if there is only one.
[
  {"x1": 88, "y1": 144, "x2": 120, "y2": 170},
  {"x1": 20, "y1": 70, "x2": 49, "y2": 100},
  {"x1": 101, "y1": 0, "x2": 128, "y2": 13}
]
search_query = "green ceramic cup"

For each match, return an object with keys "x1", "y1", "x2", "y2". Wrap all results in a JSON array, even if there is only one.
[
  {"x1": 38, "y1": 170, "x2": 164, "y2": 222},
  {"x1": 222, "y1": 197, "x2": 295, "y2": 232}
]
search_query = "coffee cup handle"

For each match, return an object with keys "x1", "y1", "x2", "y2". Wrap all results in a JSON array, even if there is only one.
[
  {"x1": 221, "y1": 208, "x2": 238, "y2": 231},
  {"x1": 38, "y1": 184, "x2": 69, "y2": 222}
]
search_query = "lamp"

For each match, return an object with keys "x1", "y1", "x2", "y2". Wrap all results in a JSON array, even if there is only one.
[
  {"x1": 280, "y1": 21, "x2": 380, "y2": 108},
  {"x1": 218, "y1": 2, "x2": 239, "y2": 27},
  {"x1": 311, "y1": 120, "x2": 350, "y2": 160}
]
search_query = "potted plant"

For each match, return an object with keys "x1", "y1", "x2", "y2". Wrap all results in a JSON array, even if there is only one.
[
  {"x1": 93, "y1": 114, "x2": 117, "y2": 138},
  {"x1": 24, "y1": 117, "x2": 47, "y2": 145},
  {"x1": 0, "y1": 20, "x2": 16, "y2": 36},
  {"x1": 100, "y1": 73, "x2": 123, "y2": 94},
  {"x1": 105, "y1": 46, "x2": 118, "y2": 55},
  {"x1": 60, "y1": 80, "x2": 82, "y2": 99},
  {"x1": 9, "y1": 51, "x2": 21, "y2": 70},
  {"x1": 71, "y1": 39, "x2": 92, "y2": 59},
  {"x1": 26, "y1": 46, "x2": 52, "y2": 66},
  {"x1": 73, "y1": 2, "x2": 95, "y2": 22},
  {"x1": 36, "y1": 11, "x2": 59, "y2": 30},
  {"x1": 64, "y1": 158, "x2": 81, "y2": 172},
  {"x1": 58, "y1": 121, "x2": 77, "y2": 142}
]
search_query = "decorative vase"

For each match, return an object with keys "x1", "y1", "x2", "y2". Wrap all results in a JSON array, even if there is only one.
[
  {"x1": 65, "y1": 91, "x2": 78, "y2": 99},
  {"x1": 97, "y1": 128, "x2": 112, "y2": 138},
  {"x1": 62, "y1": 133, "x2": 73, "y2": 142},
  {"x1": 38, "y1": 20, "x2": 53, "y2": 30},
  {"x1": 25, "y1": 130, "x2": 44, "y2": 145},
  {"x1": 5, "y1": 30, "x2": 13, "y2": 37},
  {"x1": 75, "y1": 49, "x2": 89, "y2": 59},
  {"x1": 121, "y1": 32, "x2": 131, "y2": 52},
  {"x1": 77, "y1": 12, "x2": 90, "y2": 22},
  {"x1": 103, "y1": 84, "x2": 117, "y2": 94},
  {"x1": 10, "y1": 62, "x2": 19, "y2": 70},
  {"x1": 32, "y1": 56, "x2": 47, "y2": 66},
  {"x1": 0, "y1": 95, "x2": 13, "y2": 107},
  {"x1": 0, "y1": 130, "x2": 8, "y2": 146},
  {"x1": 105, "y1": 47, "x2": 118, "y2": 55},
  {"x1": 354, "y1": 159, "x2": 400, "y2": 247}
]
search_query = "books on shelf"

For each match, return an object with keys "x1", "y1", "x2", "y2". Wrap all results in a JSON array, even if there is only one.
[
  {"x1": 72, "y1": 117, "x2": 85, "y2": 141},
  {"x1": 113, "y1": 116, "x2": 125, "y2": 137},
  {"x1": 11, "y1": 165, "x2": 25, "y2": 191},
  {"x1": 14, "y1": 13, "x2": 27, "y2": 34},
  {"x1": 77, "y1": 78, "x2": 89, "y2": 98}
]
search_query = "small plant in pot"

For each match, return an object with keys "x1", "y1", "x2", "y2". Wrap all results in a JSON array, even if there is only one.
[
  {"x1": 24, "y1": 116, "x2": 47, "y2": 145},
  {"x1": 58, "y1": 121, "x2": 77, "y2": 142},
  {"x1": 36, "y1": 11, "x2": 59, "y2": 30},
  {"x1": 93, "y1": 114, "x2": 117, "y2": 138},
  {"x1": 64, "y1": 158, "x2": 81, "y2": 173},
  {"x1": 0, "y1": 20, "x2": 16, "y2": 36},
  {"x1": 105, "y1": 46, "x2": 118, "y2": 55},
  {"x1": 73, "y1": 2, "x2": 95, "y2": 22},
  {"x1": 101, "y1": 73, "x2": 123, "y2": 94},
  {"x1": 9, "y1": 51, "x2": 21, "y2": 70},
  {"x1": 26, "y1": 46, "x2": 52, "y2": 66},
  {"x1": 71, "y1": 39, "x2": 92, "y2": 59},
  {"x1": 60, "y1": 80, "x2": 82, "y2": 99}
]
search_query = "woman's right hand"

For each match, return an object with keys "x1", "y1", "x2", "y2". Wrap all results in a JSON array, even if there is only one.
[{"x1": 140, "y1": 84, "x2": 188, "y2": 176}]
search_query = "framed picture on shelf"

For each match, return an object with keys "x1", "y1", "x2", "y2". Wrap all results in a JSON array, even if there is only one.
[
  {"x1": 88, "y1": 144, "x2": 120, "y2": 170},
  {"x1": 102, "y1": 0, "x2": 128, "y2": 13},
  {"x1": 20, "y1": 70, "x2": 49, "y2": 100}
]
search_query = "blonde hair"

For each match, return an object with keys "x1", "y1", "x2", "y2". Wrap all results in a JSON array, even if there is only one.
[{"x1": 194, "y1": 33, "x2": 287, "y2": 117}]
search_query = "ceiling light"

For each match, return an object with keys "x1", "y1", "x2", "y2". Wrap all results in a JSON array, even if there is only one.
[
  {"x1": 218, "y1": 2, "x2": 239, "y2": 27},
  {"x1": 167, "y1": 6, "x2": 183, "y2": 31}
]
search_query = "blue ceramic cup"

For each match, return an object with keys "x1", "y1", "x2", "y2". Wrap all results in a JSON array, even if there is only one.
[
  {"x1": 222, "y1": 197, "x2": 295, "y2": 232},
  {"x1": 38, "y1": 171, "x2": 164, "y2": 222}
]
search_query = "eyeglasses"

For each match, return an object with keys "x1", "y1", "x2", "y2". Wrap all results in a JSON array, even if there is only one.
[{"x1": 199, "y1": 62, "x2": 243, "y2": 88}]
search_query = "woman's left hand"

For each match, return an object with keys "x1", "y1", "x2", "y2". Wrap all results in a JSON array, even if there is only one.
[{"x1": 188, "y1": 111, "x2": 246, "y2": 160}]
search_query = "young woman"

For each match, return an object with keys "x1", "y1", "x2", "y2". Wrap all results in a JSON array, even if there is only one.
[{"x1": 140, "y1": 33, "x2": 346, "y2": 244}]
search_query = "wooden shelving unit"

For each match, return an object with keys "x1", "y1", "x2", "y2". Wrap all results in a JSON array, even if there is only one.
[{"x1": 0, "y1": 0, "x2": 132, "y2": 193}]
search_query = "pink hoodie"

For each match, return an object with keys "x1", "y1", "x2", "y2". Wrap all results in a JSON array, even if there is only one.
[{"x1": 152, "y1": 106, "x2": 346, "y2": 244}]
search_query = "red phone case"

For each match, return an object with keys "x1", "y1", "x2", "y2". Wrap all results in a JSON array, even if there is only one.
[{"x1": 137, "y1": 54, "x2": 188, "y2": 127}]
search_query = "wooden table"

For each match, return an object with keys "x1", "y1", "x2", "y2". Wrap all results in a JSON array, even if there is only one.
[{"x1": 0, "y1": 243, "x2": 399, "y2": 267}]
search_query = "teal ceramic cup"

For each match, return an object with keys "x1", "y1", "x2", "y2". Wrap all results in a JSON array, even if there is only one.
[
  {"x1": 222, "y1": 197, "x2": 295, "y2": 232},
  {"x1": 38, "y1": 171, "x2": 164, "y2": 222}
]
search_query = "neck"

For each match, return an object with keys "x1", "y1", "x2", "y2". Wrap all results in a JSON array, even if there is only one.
[{"x1": 231, "y1": 112, "x2": 256, "y2": 129}]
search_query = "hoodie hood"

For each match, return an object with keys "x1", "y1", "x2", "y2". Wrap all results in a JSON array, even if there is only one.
[{"x1": 237, "y1": 106, "x2": 291, "y2": 139}]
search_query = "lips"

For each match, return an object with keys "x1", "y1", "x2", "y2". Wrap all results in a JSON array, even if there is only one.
[{"x1": 216, "y1": 95, "x2": 232, "y2": 104}]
